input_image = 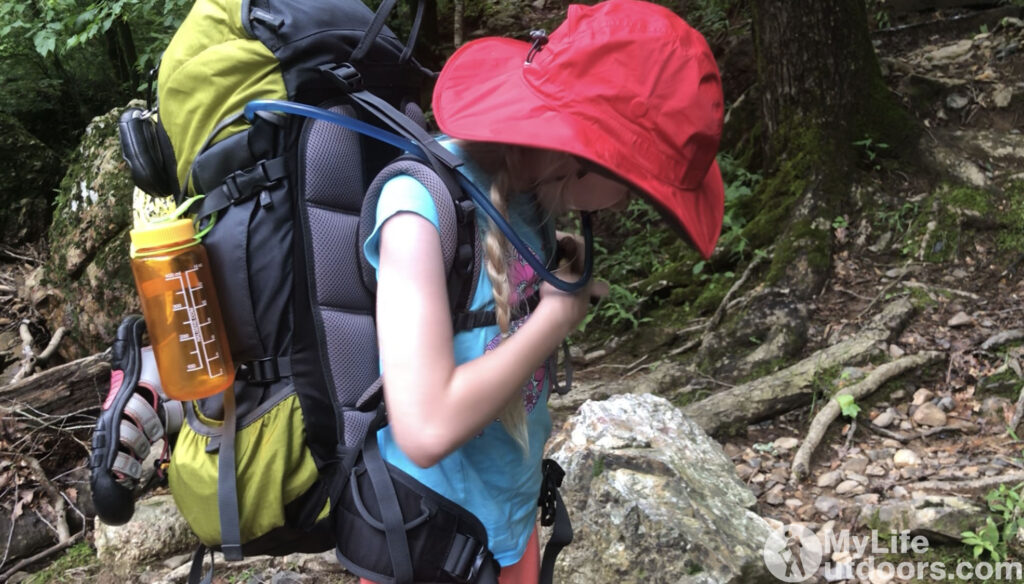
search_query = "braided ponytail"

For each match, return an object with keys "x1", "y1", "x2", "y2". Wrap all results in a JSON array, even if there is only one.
[{"x1": 459, "y1": 141, "x2": 575, "y2": 453}]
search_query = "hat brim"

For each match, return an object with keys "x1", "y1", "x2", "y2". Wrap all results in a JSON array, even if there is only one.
[{"x1": 433, "y1": 37, "x2": 724, "y2": 259}]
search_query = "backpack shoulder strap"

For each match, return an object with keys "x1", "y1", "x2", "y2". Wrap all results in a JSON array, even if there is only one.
[{"x1": 360, "y1": 157, "x2": 480, "y2": 321}]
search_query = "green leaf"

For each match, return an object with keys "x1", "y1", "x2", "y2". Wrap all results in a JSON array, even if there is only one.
[{"x1": 835, "y1": 394, "x2": 860, "y2": 418}]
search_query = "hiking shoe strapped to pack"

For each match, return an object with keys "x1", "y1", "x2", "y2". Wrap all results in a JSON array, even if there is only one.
[{"x1": 90, "y1": 315, "x2": 183, "y2": 526}]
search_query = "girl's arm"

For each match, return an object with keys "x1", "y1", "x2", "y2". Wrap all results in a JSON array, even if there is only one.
[{"x1": 376, "y1": 212, "x2": 593, "y2": 468}]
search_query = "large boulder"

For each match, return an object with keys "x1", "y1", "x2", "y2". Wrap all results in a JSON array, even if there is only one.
[
  {"x1": 547, "y1": 393, "x2": 776, "y2": 583},
  {"x1": 93, "y1": 494, "x2": 199, "y2": 576},
  {"x1": 23, "y1": 104, "x2": 140, "y2": 359},
  {"x1": 0, "y1": 113, "x2": 62, "y2": 244}
]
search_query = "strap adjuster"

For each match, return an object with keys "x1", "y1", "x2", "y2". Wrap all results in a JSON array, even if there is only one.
[
  {"x1": 241, "y1": 357, "x2": 291, "y2": 384},
  {"x1": 323, "y1": 62, "x2": 364, "y2": 92},
  {"x1": 444, "y1": 533, "x2": 492, "y2": 584}
]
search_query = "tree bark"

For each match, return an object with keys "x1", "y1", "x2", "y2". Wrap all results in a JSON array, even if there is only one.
[
  {"x1": 453, "y1": 0, "x2": 464, "y2": 48},
  {"x1": 0, "y1": 351, "x2": 110, "y2": 416}
]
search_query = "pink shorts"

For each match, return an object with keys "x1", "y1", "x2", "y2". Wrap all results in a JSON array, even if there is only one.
[{"x1": 359, "y1": 526, "x2": 540, "y2": 584}]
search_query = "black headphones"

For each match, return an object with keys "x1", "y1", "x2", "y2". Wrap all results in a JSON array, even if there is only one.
[{"x1": 117, "y1": 107, "x2": 180, "y2": 200}]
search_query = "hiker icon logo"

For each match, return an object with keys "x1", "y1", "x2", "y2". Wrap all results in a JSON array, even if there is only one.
[{"x1": 763, "y1": 523, "x2": 822, "y2": 582}]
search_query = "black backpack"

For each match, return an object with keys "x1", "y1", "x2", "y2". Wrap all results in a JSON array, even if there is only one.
[{"x1": 90, "y1": 1, "x2": 573, "y2": 582}]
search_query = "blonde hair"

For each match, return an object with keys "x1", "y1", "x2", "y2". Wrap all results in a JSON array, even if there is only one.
[{"x1": 458, "y1": 141, "x2": 573, "y2": 451}]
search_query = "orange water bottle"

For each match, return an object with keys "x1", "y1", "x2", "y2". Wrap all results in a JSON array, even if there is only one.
[{"x1": 130, "y1": 219, "x2": 234, "y2": 400}]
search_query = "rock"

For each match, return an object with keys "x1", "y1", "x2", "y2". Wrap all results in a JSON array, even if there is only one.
[
  {"x1": 890, "y1": 486, "x2": 910, "y2": 499},
  {"x1": 912, "y1": 388, "x2": 935, "y2": 405},
  {"x1": 817, "y1": 470, "x2": 843, "y2": 488},
  {"x1": 873, "y1": 408, "x2": 896, "y2": 428},
  {"x1": 845, "y1": 472, "x2": 870, "y2": 486},
  {"x1": 947, "y1": 311, "x2": 974, "y2": 327},
  {"x1": 765, "y1": 485, "x2": 785, "y2": 506},
  {"x1": 858, "y1": 495, "x2": 984, "y2": 542},
  {"x1": 937, "y1": 396, "x2": 955, "y2": 412},
  {"x1": 94, "y1": 494, "x2": 199, "y2": 575},
  {"x1": 865, "y1": 463, "x2": 887, "y2": 477},
  {"x1": 547, "y1": 393, "x2": 775, "y2": 583},
  {"x1": 815, "y1": 496, "x2": 842, "y2": 519},
  {"x1": 994, "y1": 85, "x2": 1014, "y2": 108},
  {"x1": 773, "y1": 436, "x2": 800, "y2": 450},
  {"x1": 835, "y1": 480, "x2": 864, "y2": 495},
  {"x1": 912, "y1": 403, "x2": 948, "y2": 427},
  {"x1": 926, "y1": 39, "x2": 975, "y2": 65},
  {"x1": 842, "y1": 455, "x2": 869, "y2": 475},
  {"x1": 946, "y1": 92, "x2": 970, "y2": 110},
  {"x1": 893, "y1": 449, "x2": 922, "y2": 468},
  {"x1": 30, "y1": 104, "x2": 140, "y2": 360}
]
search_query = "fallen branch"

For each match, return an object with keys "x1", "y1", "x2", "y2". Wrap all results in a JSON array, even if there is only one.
[
  {"x1": 0, "y1": 350, "x2": 111, "y2": 417},
  {"x1": 981, "y1": 329, "x2": 1024, "y2": 352},
  {"x1": 0, "y1": 529, "x2": 84, "y2": 582},
  {"x1": 900, "y1": 471, "x2": 1024, "y2": 495},
  {"x1": 20, "y1": 454, "x2": 71, "y2": 543},
  {"x1": 791, "y1": 351, "x2": 945, "y2": 481},
  {"x1": 901, "y1": 280, "x2": 980, "y2": 301},
  {"x1": 683, "y1": 298, "x2": 917, "y2": 436}
]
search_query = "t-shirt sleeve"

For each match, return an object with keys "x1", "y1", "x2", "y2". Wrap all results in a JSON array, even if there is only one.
[{"x1": 362, "y1": 175, "x2": 442, "y2": 273}]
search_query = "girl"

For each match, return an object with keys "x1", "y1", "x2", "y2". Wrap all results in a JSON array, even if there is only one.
[{"x1": 362, "y1": 0, "x2": 725, "y2": 581}]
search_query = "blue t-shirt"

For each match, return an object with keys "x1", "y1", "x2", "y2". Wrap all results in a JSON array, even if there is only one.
[{"x1": 362, "y1": 143, "x2": 554, "y2": 566}]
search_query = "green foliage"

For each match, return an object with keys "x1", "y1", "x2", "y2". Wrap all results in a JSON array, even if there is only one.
[
  {"x1": 683, "y1": 0, "x2": 746, "y2": 38},
  {"x1": 853, "y1": 135, "x2": 890, "y2": 170},
  {"x1": 835, "y1": 393, "x2": 860, "y2": 419},
  {"x1": 961, "y1": 483, "x2": 1024, "y2": 562},
  {"x1": 867, "y1": 0, "x2": 891, "y2": 30},
  {"x1": 24, "y1": 541, "x2": 97, "y2": 583}
]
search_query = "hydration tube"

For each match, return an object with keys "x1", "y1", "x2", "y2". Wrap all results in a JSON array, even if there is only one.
[{"x1": 243, "y1": 99, "x2": 594, "y2": 293}]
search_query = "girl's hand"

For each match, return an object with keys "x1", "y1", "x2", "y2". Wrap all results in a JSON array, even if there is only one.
[{"x1": 538, "y1": 232, "x2": 609, "y2": 336}]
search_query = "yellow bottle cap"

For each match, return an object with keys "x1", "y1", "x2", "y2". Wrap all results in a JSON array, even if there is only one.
[{"x1": 130, "y1": 218, "x2": 196, "y2": 251}]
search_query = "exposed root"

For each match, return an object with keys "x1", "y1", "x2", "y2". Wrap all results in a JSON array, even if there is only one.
[{"x1": 790, "y1": 351, "x2": 945, "y2": 482}]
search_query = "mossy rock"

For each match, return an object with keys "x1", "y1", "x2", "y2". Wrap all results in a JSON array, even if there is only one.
[
  {"x1": 0, "y1": 113, "x2": 62, "y2": 244},
  {"x1": 29, "y1": 105, "x2": 138, "y2": 359}
]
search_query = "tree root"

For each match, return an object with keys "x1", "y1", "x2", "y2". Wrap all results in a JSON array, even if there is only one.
[
  {"x1": 683, "y1": 298, "x2": 917, "y2": 436},
  {"x1": 790, "y1": 351, "x2": 945, "y2": 481}
]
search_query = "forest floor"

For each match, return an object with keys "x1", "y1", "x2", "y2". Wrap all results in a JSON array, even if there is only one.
[{"x1": 3, "y1": 3, "x2": 1024, "y2": 584}]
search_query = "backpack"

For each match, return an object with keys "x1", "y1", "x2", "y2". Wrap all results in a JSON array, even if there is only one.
[{"x1": 89, "y1": 1, "x2": 573, "y2": 582}]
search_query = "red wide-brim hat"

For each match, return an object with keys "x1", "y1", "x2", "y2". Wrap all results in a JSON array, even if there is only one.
[{"x1": 433, "y1": 0, "x2": 726, "y2": 259}]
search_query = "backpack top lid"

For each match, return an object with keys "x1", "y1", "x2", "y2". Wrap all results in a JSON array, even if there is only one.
[{"x1": 158, "y1": 0, "x2": 425, "y2": 197}]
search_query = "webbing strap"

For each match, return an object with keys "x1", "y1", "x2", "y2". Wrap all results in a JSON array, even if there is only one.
[
  {"x1": 218, "y1": 386, "x2": 243, "y2": 561},
  {"x1": 187, "y1": 544, "x2": 214, "y2": 584},
  {"x1": 362, "y1": 422, "x2": 414, "y2": 583},
  {"x1": 538, "y1": 459, "x2": 573, "y2": 584}
]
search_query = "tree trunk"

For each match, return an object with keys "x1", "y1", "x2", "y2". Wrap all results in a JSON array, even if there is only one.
[
  {"x1": 744, "y1": 0, "x2": 915, "y2": 297},
  {"x1": 453, "y1": 0, "x2": 464, "y2": 48}
]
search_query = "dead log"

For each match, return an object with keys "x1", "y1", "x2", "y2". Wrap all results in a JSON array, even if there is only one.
[
  {"x1": 0, "y1": 350, "x2": 110, "y2": 416},
  {"x1": 683, "y1": 298, "x2": 916, "y2": 436}
]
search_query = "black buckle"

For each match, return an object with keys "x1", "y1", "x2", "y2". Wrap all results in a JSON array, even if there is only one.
[
  {"x1": 223, "y1": 160, "x2": 274, "y2": 204},
  {"x1": 243, "y1": 358, "x2": 280, "y2": 384},
  {"x1": 445, "y1": 533, "x2": 492, "y2": 584},
  {"x1": 323, "y1": 62, "x2": 364, "y2": 93}
]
